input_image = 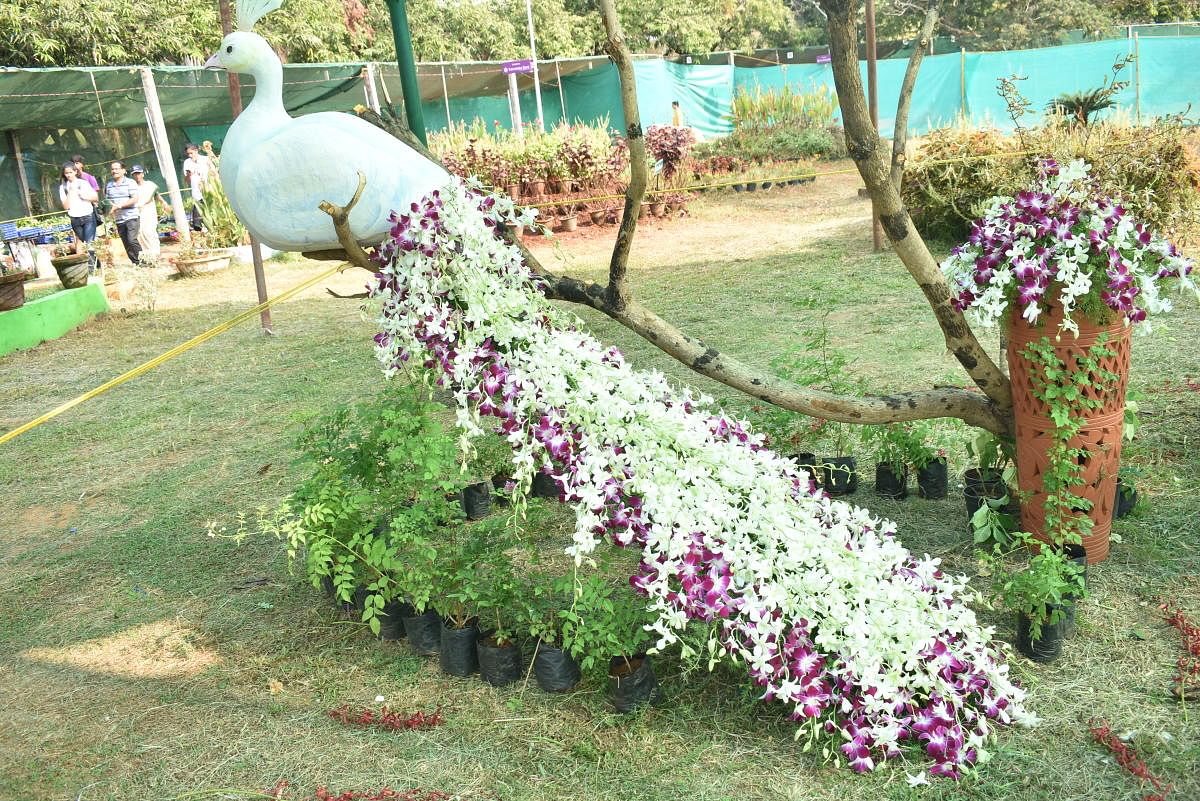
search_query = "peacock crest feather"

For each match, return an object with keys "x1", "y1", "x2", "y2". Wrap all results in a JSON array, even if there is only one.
[{"x1": 235, "y1": 0, "x2": 285, "y2": 31}]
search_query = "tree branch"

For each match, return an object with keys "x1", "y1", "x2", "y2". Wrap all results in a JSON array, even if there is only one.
[
  {"x1": 317, "y1": 171, "x2": 376, "y2": 274},
  {"x1": 892, "y1": 2, "x2": 940, "y2": 191},
  {"x1": 343, "y1": 63, "x2": 1011, "y2": 435},
  {"x1": 536, "y1": 269, "x2": 1008, "y2": 434},
  {"x1": 819, "y1": 0, "x2": 1013, "y2": 424},
  {"x1": 598, "y1": 0, "x2": 648, "y2": 312}
]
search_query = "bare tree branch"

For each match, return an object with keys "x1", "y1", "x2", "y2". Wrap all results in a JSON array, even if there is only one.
[
  {"x1": 819, "y1": 0, "x2": 1013, "y2": 423},
  {"x1": 316, "y1": 171, "x2": 376, "y2": 274},
  {"x1": 535, "y1": 269, "x2": 1008, "y2": 433},
  {"x1": 892, "y1": 2, "x2": 940, "y2": 191},
  {"x1": 598, "y1": 0, "x2": 648, "y2": 312},
  {"x1": 342, "y1": 53, "x2": 1012, "y2": 434}
]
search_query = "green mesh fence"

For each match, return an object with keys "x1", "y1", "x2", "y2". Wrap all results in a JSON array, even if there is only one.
[{"x1": 4, "y1": 35, "x2": 1199, "y2": 221}]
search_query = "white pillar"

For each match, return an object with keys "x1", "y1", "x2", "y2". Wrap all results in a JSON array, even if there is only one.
[
  {"x1": 524, "y1": 0, "x2": 545, "y2": 131},
  {"x1": 140, "y1": 67, "x2": 190, "y2": 244},
  {"x1": 441, "y1": 64, "x2": 452, "y2": 125},
  {"x1": 364, "y1": 62, "x2": 382, "y2": 113},
  {"x1": 507, "y1": 72, "x2": 524, "y2": 138}
]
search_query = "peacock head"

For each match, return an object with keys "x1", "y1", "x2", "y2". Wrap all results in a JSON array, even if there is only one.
[
  {"x1": 204, "y1": 31, "x2": 278, "y2": 75},
  {"x1": 203, "y1": 1, "x2": 284, "y2": 74}
]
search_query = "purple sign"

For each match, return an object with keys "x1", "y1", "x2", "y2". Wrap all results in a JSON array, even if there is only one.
[
  {"x1": 501, "y1": 59, "x2": 533, "y2": 75},
  {"x1": 815, "y1": 54, "x2": 831, "y2": 64}
]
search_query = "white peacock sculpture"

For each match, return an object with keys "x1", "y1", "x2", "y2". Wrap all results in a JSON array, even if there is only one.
[{"x1": 203, "y1": 0, "x2": 446, "y2": 252}]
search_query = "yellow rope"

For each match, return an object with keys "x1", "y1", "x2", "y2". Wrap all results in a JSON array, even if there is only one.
[{"x1": 0, "y1": 263, "x2": 344, "y2": 447}]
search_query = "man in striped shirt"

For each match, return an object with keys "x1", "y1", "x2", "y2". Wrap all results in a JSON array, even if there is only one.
[{"x1": 105, "y1": 160, "x2": 142, "y2": 264}]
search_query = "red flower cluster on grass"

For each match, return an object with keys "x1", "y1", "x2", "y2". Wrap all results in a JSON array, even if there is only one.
[
  {"x1": 1160, "y1": 603, "x2": 1200, "y2": 695},
  {"x1": 327, "y1": 704, "x2": 444, "y2": 732},
  {"x1": 314, "y1": 789, "x2": 451, "y2": 801},
  {"x1": 266, "y1": 782, "x2": 451, "y2": 801},
  {"x1": 1088, "y1": 719, "x2": 1173, "y2": 801}
]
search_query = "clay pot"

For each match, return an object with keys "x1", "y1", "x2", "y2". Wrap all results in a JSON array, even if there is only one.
[
  {"x1": 589, "y1": 210, "x2": 607, "y2": 225},
  {"x1": 1007, "y1": 300, "x2": 1130, "y2": 564},
  {"x1": 51, "y1": 252, "x2": 91, "y2": 289},
  {"x1": 0, "y1": 271, "x2": 29, "y2": 311},
  {"x1": 559, "y1": 216, "x2": 578, "y2": 232}
]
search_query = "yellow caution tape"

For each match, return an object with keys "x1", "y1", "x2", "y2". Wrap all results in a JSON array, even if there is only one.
[{"x1": 0, "y1": 263, "x2": 344, "y2": 447}]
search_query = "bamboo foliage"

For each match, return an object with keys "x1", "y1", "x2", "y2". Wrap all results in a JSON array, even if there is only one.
[{"x1": 729, "y1": 83, "x2": 838, "y2": 129}]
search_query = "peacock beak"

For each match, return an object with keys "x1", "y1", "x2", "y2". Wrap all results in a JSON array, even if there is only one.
[{"x1": 203, "y1": 53, "x2": 223, "y2": 70}]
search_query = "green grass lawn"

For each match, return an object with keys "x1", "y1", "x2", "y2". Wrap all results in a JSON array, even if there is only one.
[{"x1": 1, "y1": 171, "x2": 1198, "y2": 801}]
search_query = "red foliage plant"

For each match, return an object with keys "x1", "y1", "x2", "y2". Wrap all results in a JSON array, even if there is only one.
[
  {"x1": 645, "y1": 124, "x2": 696, "y2": 179},
  {"x1": 327, "y1": 704, "x2": 444, "y2": 732},
  {"x1": 1160, "y1": 603, "x2": 1200, "y2": 695},
  {"x1": 267, "y1": 782, "x2": 450, "y2": 801},
  {"x1": 1087, "y1": 719, "x2": 1172, "y2": 801}
]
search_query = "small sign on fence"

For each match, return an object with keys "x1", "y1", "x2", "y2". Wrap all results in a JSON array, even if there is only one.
[
  {"x1": 815, "y1": 54, "x2": 831, "y2": 64},
  {"x1": 501, "y1": 59, "x2": 533, "y2": 75}
]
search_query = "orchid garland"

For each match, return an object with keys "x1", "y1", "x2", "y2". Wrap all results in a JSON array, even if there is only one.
[
  {"x1": 940, "y1": 159, "x2": 1196, "y2": 335},
  {"x1": 369, "y1": 179, "x2": 1035, "y2": 778}
]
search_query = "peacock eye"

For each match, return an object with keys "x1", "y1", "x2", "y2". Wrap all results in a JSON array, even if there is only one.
[{"x1": 226, "y1": 45, "x2": 233, "y2": 53}]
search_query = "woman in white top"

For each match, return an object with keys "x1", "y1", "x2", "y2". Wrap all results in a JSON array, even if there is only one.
[
  {"x1": 131, "y1": 164, "x2": 162, "y2": 258},
  {"x1": 59, "y1": 162, "x2": 99, "y2": 271}
]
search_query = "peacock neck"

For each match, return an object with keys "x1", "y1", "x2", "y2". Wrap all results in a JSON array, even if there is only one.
[{"x1": 243, "y1": 58, "x2": 287, "y2": 122}]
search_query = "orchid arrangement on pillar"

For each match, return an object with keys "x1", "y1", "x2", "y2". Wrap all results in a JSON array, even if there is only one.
[
  {"x1": 940, "y1": 159, "x2": 1196, "y2": 334},
  {"x1": 369, "y1": 179, "x2": 1035, "y2": 778}
]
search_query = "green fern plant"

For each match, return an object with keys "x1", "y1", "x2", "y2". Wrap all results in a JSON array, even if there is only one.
[{"x1": 1046, "y1": 89, "x2": 1115, "y2": 127}]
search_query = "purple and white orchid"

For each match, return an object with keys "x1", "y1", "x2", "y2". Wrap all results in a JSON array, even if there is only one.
[
  {"x1": 370, "y1": 178, "x2": 1035, "y2": 778},
  {"x1": 940, "y1": 159, "x2": 1196, "y2": 335}
]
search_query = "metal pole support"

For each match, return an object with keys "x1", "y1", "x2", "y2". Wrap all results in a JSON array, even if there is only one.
[{"x1": 384, "y1": 0, "x2": 428, "y2": 146}]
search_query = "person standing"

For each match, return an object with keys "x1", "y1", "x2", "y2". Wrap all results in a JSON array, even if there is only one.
[
  {"x1": 72, "y1": 155, "x2": 102, "y2": 230},
  {"x1": 59, "y1": 161, "x2": 99, "y2": 272},
  {"x1": 182, "y1": 142, "x2": 210, "y2": 232},
  {"x1": 71, "y1": 155, "x2": 100, "y2": 193},
  {"x1": 130, "y1": 164, "x2": 162, "y2": 258},
  {"x1": 671, "y1": 100, "x2": 684, "y2": 127},
  {"x1": 105, "y1": 161, "x2": 142, "y2": 265}
]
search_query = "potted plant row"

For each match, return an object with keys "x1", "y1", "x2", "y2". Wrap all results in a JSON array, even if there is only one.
[
  {"x1": 862, "y1": 423, "x2": 949, "y2": 501},
  {"x1": 275, "y1": 382, "x2": 655, "y2": 712}
]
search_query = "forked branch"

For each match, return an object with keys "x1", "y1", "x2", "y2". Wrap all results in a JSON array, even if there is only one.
[
  {"x1": 598, "y1": 0, "x2": 648, "y2": 311},
  {"x1": 892, "y1": 3, "x2": 941, "y2": 190},
  {"x1": 317, "y1": 171, "x2": 376, "y2": 274},
  {"x1": 819, "y1": 0, "x2": 1012, "y2": 419}
]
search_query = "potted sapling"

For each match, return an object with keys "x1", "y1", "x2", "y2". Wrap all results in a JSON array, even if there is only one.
[
  {"x1": 963, "y1": 430, "x2": 1015, "y2": 522},
  {"x1": 819, "y1": 420, "x2": 858, "y2": 496},
  {"x1": 559, "y1": 571, "x2": 662, "y2": 714},
  {"x1": 432, "y1": 519, "x2": 507, "y2": 678},
  {"x1": 521, "y1": 573, "x2": 581, "y2": 693},
  {"x1": 1114, "y1": 401, "x2": 1143, "y2": 520},
  {"x1": 475, "y1": 551, "x2": 523, "y2": 687},
  {"x1": 910, "y1": 422, "x2": 950, "y2": 500},
  {"x1": 982, "y1": 532, "x2": 1085, "y2": 663},
  {"x1": 863, "y1": 424, "x2": 909, "y2": 500}
]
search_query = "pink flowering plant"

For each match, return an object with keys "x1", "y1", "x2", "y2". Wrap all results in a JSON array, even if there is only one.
[
  {"x1": 369, "y1": 178, "x2": 1036, "y2": 779},
  {"x1": 940, "y1": 158, "x2": 1196, "y2": 335}
]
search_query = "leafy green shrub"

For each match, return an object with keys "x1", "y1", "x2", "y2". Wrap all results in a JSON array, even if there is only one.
[
  {"x1": 897, "y1": 122, "x2": 1014, "y2": 241},
  {"x1": 286, "y1": 381, "x2": 464, "y2": 633},
  {"x1": 198, "y1": 143, "x2": 247, "y2": 248},
  {"x1": 560, "y1": 570, "x2": 655, "y2": 672},
  {"x1": 902, "y1": 116, "x2": 1200, "y2": 244},
  {"x1": 694, "y1": 124, "x2": 844, "y2": 165},
  {"x1": 730, "y1": 83, "x2": 838, "y2": 129}
]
